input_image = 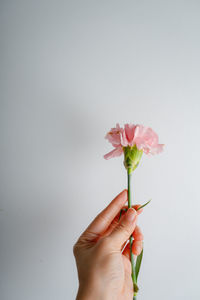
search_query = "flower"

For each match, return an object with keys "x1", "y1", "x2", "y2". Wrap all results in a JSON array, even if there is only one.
[{"x1": 104, "y1": 123, "x2": 164, "y2": 172}]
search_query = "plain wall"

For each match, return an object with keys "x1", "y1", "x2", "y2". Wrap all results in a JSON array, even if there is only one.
[{"x1": 1, "y1": 1, "x2": 200, "y2": 299}]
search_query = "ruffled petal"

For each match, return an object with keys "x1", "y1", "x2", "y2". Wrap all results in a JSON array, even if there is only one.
[
  {"x1": 124, "y1": 123, "x2": 136, "y2": 145},
  {"x1": 105, "y1": 124, "x2": 124, "y2": 147},
  {"x1": 104, "y1": 146, "x2": 124, "y2": 160}
]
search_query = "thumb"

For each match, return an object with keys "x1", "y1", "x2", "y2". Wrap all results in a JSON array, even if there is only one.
[{"x1": 109, "y1": 208, "x2": 137, "y2": 249}]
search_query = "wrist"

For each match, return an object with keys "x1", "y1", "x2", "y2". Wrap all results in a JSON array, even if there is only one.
[{"x1": 76, "y1": 283, "x2": 111, "y2": 300}]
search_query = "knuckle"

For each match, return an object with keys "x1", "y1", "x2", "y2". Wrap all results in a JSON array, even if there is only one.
[
  {"x1": 135, "y1": 226, "x2": 143, "y2": 237},
  {"x1": 97, "y1": 213, "x2": 110, "y2": 227},
  {"x1": 117, "y1": 222, "x2": 131, "y2": 237},
  {"x1": 73, "y1": 242, "x2": 79, "y2": 256},
  {"x1": 98, "y1": 236, "x2": 111, "y2": 249},
  {"x1": 139, "y1": 233, "x2": 144, "y2": 241}
]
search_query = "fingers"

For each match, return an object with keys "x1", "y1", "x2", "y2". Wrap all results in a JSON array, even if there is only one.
[
  {"x1": 133, "y1": 225, "x2": 144, "y2": 241},
  {"x1": 123, "y1": 225, "x2": 144, "y2": 257},
  {"x1": 123, "y1": 241, "x2": 143, "y2": 258},
  {"x1": 102, "y1": 205, "x2": 143, "y2": 237},
  {"x1": 133, "y1": 205, "x2": 143, "y2": 215},
  {"x1": 80, "y1": 189, "x2": 128, "y2": 241},
  {"x1": 108, "y1": 208, "x2": 138, "y2": 250},
  {"x1": 132, "y1": 240, "x2": 143, "y2": 255},
  {"x1": 117, "y1": 205, "x2": 143, "y2": 216}
]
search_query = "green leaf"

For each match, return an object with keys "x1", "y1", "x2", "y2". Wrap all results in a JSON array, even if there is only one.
[
  {"x1": 136, "y1": 199, "x2": 151, "y2": 212},
  {"x1": 135, "y1": 248, "x2": 143, "y2": 281}
]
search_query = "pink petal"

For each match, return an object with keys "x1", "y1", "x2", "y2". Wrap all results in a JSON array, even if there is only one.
[
  {"x1": 133, "y1": 125, "x2": 164, "y2": 155},
  {"x1": 149, "y1": 144, "x2": 165, "y2": 154},
  {"x1": 120, "y1": 129, "x2": 129, "y2": 146},
  {"x1": 105, "y1": 123, "x2": 124, "y2": 147},
  {"x1": 104, "y1": 146, "x2": 124, "y2": 160},
  {"x1": 124, "y1": 123, "x2": 137, "y2": 146},
  {"x1": 120, "y1": 124, "x2": 137, "y2": 147}
]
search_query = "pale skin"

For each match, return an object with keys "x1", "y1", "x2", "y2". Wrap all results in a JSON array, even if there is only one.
[{"x1": 73, "y1": 189, "x2": 144, "y2": 300}]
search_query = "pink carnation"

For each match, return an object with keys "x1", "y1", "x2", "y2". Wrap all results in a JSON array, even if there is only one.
[{"x1": 104, "y1": 123, "x2": 164, "y2": 159}]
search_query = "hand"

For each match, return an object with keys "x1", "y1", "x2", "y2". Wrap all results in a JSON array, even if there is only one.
[{"x1": 73, "y1": 189, "x2": 144, "y2": 300}]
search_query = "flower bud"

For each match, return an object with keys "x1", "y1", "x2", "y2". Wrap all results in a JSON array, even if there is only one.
[{"x1": 123, "y1": 145, "x2": 143, "y2": 173}]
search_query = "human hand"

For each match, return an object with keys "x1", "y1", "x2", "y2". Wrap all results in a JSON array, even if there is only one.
[{"x1": 73, "y1": 189, "x2": 144, "y2": 300}]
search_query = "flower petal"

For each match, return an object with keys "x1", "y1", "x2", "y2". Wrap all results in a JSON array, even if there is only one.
[
  {"x1": 104, "y1": 147, "x2": 124, "y2": 160},
  {"x1": 123, "y1": 123, "x2": 136, "y2": 146},
  {"x1": 105, "y1": 124, "x2": 124, "y2": 147}
]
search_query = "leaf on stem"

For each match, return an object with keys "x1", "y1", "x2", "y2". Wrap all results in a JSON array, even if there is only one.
[
  {"x1": 136, "y1": 199, "x2": 151, "y2": 212},
  {"x1": 135, "y1": 248, "x2": 143, "y2": 281}
]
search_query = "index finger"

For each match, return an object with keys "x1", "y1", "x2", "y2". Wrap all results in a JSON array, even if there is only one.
[{"x1": 81, "y1": 189, "x2": 128, "y2": 240}]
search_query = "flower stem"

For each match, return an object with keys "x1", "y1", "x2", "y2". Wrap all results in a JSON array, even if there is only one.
[{"x1": 127, "y1": 168, "x2": 137, "y2": 299}]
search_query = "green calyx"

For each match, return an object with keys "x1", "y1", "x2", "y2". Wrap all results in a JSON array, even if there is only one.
[
  {"x1": 133, "y1": 283, "x2": 139, "y2": 293},
  {"x1": 123, "y1": 145, "x2": 143, "y2": 173}
]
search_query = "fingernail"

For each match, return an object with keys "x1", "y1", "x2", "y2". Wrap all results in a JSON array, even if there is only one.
[{"x1": 126, "y1": 208, "x2": 137, "y2": 222}]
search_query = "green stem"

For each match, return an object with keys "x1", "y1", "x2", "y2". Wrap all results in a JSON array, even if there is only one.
[{"x1": 128, "y1": 169, "x2": 137, "y2": 299}]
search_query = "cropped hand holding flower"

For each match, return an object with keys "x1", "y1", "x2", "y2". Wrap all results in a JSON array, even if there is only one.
[{"x1": 73, "y1": 190, "x2": 144, "y2": 300}]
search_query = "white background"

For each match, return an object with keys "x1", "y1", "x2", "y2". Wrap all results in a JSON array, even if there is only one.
[{"x1": 1, "y1": 1, "x2": 200, "y2": 299}]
